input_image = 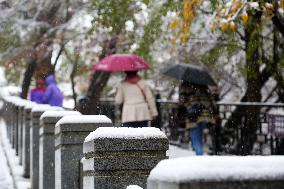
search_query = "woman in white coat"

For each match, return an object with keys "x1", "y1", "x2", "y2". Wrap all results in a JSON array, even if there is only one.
[{"x1": 115, "y1": 71, "x2": 158, "y2": 127}]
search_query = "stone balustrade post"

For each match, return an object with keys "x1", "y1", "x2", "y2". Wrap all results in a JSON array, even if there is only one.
[
  {"x1": 22, "y1": 102, "x2": 37, "y2": 178},
  {"x1": 147, "y1": 156, "x2": 284, "y2": 189},
  {"x1": 30, "y1": 105, "x2": 63, "y2": 189},
  {"x1": 10, "y1": 97, "x2": 25, "y2": 154},
  {"x1": 4, "y1": 96, "x2": 25, "y2": 154},
  {"x1": 7, "y1": 97, "x2": 17, "y2": 145},
  {"x1": 17, "y1": 102, "x2": 24, "y2": 164},
  {"x1": 7, "y1": 100, "x2": 15, "y2": 146},
  {"x1": 2, "y1": 97, "x2": 13, "y2": 143},
  {"x1": 39, "y1": 110, "x2": 81, "y2": 189},
  {"x1": 12, "y1": 101, "x2": 18, "y2": 151},
  {"x1": 55, "y1": 115, "x2": 112, "y2": 189},
  {"x1": 17, "y1": 100, "x2": 30, "y2": 165},
  {"x1": 83, "y1": 127, "x2": 168, "y2": 189}
]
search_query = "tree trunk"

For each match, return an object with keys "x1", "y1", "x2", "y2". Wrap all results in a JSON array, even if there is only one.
[
  {"x1": 221, "y1": 13, "x2": 264, "y2": 155},
  {"x1": 273, "y1": 19, "x2": 284, "y2": 154},
  {"x1": 79, "y1": 37, "x2": 118, "y2": 114},
  {"x1": 272, "y1": 15, "x2": 284, "y2": 37},
  {"x1": 241, "y1": 13, "x2": 262, "y2": 155},
  {"x1": 70, "y1": 55, "x2": 79, "y2": 109},
  {"x1": 20, "y1": 54, "x2": 37, "y2": 99}
]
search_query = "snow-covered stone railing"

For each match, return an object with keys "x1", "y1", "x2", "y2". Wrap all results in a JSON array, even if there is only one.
[
  {"x1": 15, "y1": 99, "x2": 32, "y2": 166},
  {"x1": 2, "y1": 96, "x2": 32, "y2": 164},
  {"x1": 30, "y1": 105, "x2": 64, "y2": 189},
  {"x1": 9, "y1": 97, "x2": 25, "y2": 155},
  {"x1": 147, "y1": 156, "x2": 284, "y2": 189},
  {"x1": 83, "y1": 127, "x2": 169, "y2": 189},
  {"x1": 39, "y1": 110, "x2": 82, "y2": 189},
  {"x1": 54, "y1": 115, "x2": 112, "y2": 189},
  {"x1": 2, "y1": 96, "x2": 19, "y2": 151},
  {"x1": 23, "y1": 102, "x2": 37, "y2": 178},
  {"x1": 1, "y1": 97, "x2": 12, "y2": 144}
]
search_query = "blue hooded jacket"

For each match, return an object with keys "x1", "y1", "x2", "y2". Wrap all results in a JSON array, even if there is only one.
[{"x1": 42, "y1": 75, "x2": 64, "y2": 107}]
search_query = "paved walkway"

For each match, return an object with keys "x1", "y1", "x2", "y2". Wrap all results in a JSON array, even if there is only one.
[
  {"x1": 0, "y1": 119, "x2": 29, "y2": 189},
  {"x1": 0, "y1": 121, "x2": 13, "y2": 189}
]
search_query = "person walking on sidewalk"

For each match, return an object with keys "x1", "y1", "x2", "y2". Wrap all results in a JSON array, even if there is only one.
[
  {"x1": 115, "y1": 71, "x2": 158, "y2": 128},
  {"x1": 180, "y1": 81, "x2": 216, "y2": 155}
]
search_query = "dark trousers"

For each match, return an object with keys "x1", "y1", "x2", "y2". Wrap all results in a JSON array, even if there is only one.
[{"x1": 122, "y1": 121, "x2": 149, "y2": 128}]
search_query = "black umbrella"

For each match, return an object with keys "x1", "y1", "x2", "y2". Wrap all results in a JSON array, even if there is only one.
[{"x1": 161, "y1": 63, "x2": 216, "y2": 86}]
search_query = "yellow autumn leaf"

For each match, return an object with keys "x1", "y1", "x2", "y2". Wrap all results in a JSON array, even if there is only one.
[
  {"x1": 220, "y1": 20, "x2": 229, "y2": 31},
  {"x1": 184, "y1": 32, "x2": 190, "y2": 39},
  {"x1": 183, "y1": 11, "x2": 190, "y2": 20},
  {"x1": 180, "y1": 34, "x2": 190, "y2": 44},
  {"x1": 280, "y1": 0, "x2": 284, "y2": 8},
  {"x1": 230, "y1": 21, "x2": 237, "y2": 32},
  {"x1": 183, "y1": 1, "x2": 191, "y2": 20},
  {"x1": 231, "y1": 1, "x2": 242, "y2": 13},
  {"x1": 170, "y1": 19, "x2": 179, "y2": 30},
  {"x1": 241, "y1": 11, "x2": 249, "y2": 24}
]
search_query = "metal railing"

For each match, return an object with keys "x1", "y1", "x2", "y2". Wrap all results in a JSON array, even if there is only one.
[
  {"x1": 218, "y1": 102, "x2": 284, "y2": 155},
  {"x1": 96, "y1": 98, "x2": 284, "y2": 155}
]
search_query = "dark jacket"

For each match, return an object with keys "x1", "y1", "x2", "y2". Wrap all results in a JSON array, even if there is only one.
[
  {"x1": 179, "y1": 82, "x2": 216, "y2": 128},
  {"x1": 42, "y1": 75, "x2": 63, "y2": 107}
]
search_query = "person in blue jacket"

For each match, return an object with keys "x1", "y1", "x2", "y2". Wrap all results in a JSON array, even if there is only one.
[{"x1": 42, "y1": 75, "x2": 63, "y2": 107}]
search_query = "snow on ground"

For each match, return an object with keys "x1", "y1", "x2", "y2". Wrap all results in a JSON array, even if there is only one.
[
  {"x1": 167, "y1": 145, "x2": 195, "y2": 158},
  {"x1": 126, "y1": 185, "x2": 143, "y2": 189},
  {"x1": 0, "y1": 135, "x2": 13, "y2": 189},
  {"x1": 0, "y1": 119, "x2": 30, "y2": 189}
]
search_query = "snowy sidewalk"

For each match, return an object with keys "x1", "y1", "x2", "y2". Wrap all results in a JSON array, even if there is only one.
[
  {"x1": 0, "y1": 118, "x2": 30, "y2": 189},
  {"x1": 0, "y1": 139, "x2": 13, "y2": 189},
  {"x1": 0, "y1": 119, "x2": 14, "y2": 189}
]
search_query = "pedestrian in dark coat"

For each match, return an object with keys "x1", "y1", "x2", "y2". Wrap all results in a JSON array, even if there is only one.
[
  {"x1": 179, "y1": 81, "x2": 216, "y2": 155},
  {"x1": 42, "y1": 75, "x2": 63, "y2": 107},
  {"x1": 30, "y1": 79, "x2": 46, "y2": 103}
]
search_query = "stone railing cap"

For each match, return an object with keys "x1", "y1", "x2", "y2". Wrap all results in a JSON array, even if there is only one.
[
  {"x1": 148, "y1": 156, "x2": 284, "y2": 183},
  {"x1": 40, "y1": 110, "x2": 81, "y2": 120},
  {"x1": 84, "y1": 127, "x2": 167, "y2": 142},
  {"x1": 55, "y1": 115, "x2": 112, "y2": 127},
  {"x1": 13, "y1": 98, "x2": 31, "y2": 107},
  {"x1": 3, "y1": 96, "x2": 20, "y2": 103},
  {"x1": 31, "y1": 105, "x2": 63, "y2": 112},
  {"x1": 22, "y1": 101, "x2": 35, "y2": 107},
  {"x1": 24, "y1": 102, "x2": 37, "y2": 110}
]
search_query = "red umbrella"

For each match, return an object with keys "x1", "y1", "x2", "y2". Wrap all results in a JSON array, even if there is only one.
[{"x1": 94, "y1": 54, "x2": 150, "y2": 72}]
